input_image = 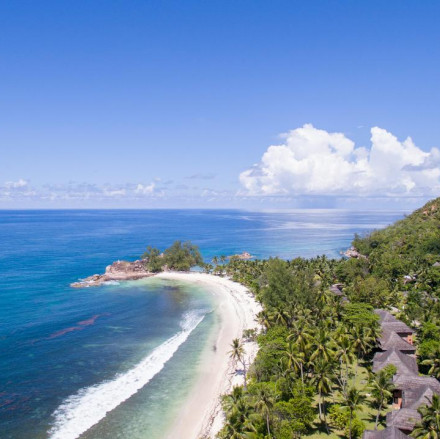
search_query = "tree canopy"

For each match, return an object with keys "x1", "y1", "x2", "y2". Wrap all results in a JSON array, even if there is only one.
[
  {"x1": 141, "y1": 240, "x2": 202, "y2": 272},
  {"x1": 218, "y1": 197, "x2": 440, "y2": 439}
]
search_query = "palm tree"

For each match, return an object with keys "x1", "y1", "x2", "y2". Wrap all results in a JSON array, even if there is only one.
[
  {"x1": 350, "y1": 326, "x2": 375, "y2": 378},
  {"x1": 283, "y1": 341, "x2": 306, "y2": 386},
  {"x1": 287, "y1": 320, "x2": 313, "y2": 352},
  {"x1": 203, "y1": 263, "x2": 213, "y2": 274},
  {"x1": 341, "y1": 386, "x2": 366, "y2": 439},
  {"x1": 254, "y1": 386, "x2": 275, "y2": 438},
  {"x1": 369, "y1": 370, "x2": 394, "y2": 429},
  {"x1": 335, "y1": 332, "x2": 355, "y2": 392},
  {"x1": 230, "y1": 338, "x2": 247, "y2": 389},
  {"x1": 223, "y1": 386, "x2": 244, "y2": 411},
  {"x1": 311, "y1": 358, "x2": 335, "y2": 431},
  {"x1": 221, "y1": 424, "x2": 257, "y2": 439},
  {"x1": 310, "y1": 327, "x2": 334, "y2": 363},
  {"x1": 412, "y1": 394, "x2": 440, "y2": 439},
  {"x1": 421, "y1": 348, "x2": 440, "y2": 379},
  {"x1": 221, "y1": 387, "x2": 258, "y2": 439},
  {"x1": 256, "y1": 310, "x2": 271, "y2": 331},
  {"x1": 272, "y1": 306, "x2": 292, "y2": 326}
]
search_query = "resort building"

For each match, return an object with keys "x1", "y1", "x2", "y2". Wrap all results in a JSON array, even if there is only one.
[
  {"x1": 329, "y1": 284, "x2": 349, "y2": 302},
  {"x1": 378, "y1": 330, "x2": 416, "y2": 354},
  {"x1": 363, "y1": 426, "x2": 413, "y2": 439},
  {"x1": 364, "y1": 308, "x2": 440, "y2": 439},
  {"x1": 374, "y1": 310, "x2": 415, "y2": 345},
  {"x1": 385, "y1": 409, "x2": 421, "y2": 435},
  {"x1": 329, "y1": 284, "x2": 343, "y2": 296},
  {"x1": 372, "y1": 348, "x2": 418, "y2": 376},
  {"x1": 392, "y1": 374, "x2": 440, "y2": 410}
]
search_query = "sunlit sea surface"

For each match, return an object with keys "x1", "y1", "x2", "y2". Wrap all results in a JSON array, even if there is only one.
[{"x1": 0, "y1": 209, "x2": 406, "y2": 438}]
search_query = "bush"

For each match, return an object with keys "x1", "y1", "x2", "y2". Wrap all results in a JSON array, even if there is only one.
[
  {"x1": 273, "y1": 419, "x2": 307, "y2": 439},
  {"x1": 328, "y1": 405, "x2": 365, "y2": 438},
  {"x1": 274, "y1": 397, "x2": 315, "y2": 430},
  {"x1": 346, "y1": 417, "x2": 366, "y2": 439},
  {"x1": 328, "y1": 404, "x2": 349, "y2": 430},
  {"x1": 141, "y1": 240, "x2": 203, "y2": 272},
  {"x1": 163, "y1": 240, "x2": 202, "y2": 271},
  {"x1": 142, "y1": 246, "x2": 163, "y2": 272},
  {"x1": 243, "y1": 328, "x2": 257, "y2": 341}
]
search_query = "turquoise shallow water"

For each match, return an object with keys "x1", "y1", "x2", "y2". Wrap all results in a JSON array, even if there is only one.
[{"x1": 0, "y1": 209, "x2": 406, "y2": 438}]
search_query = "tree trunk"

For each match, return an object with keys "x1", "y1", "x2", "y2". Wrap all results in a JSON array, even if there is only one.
[
  {"x1": 323, "y1": 397, "x2": 330, "y2": 434},
  {"x1": 266, "y1": 412, "x2": 271, "y2": 438},
  {"x1": 349, "y1": 410, "x2": 353, "y2": 439},
  {"x1": 241, "y1": 359, "x2": 247, "y2": 390},
  {"x1": 375, "y1": 400, "x2": 383, "y2": 429},
  {"x1": 300, "y1": 363, "x2": 304, "y2": 388},
  {"x1": 339, "y1": 357, "x2": 344, "y2": 384},
  {"x1": 318, "y1": 391, "x2": 323, "y2": 421}
]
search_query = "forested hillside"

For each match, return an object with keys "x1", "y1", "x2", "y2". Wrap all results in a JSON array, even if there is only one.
[{"x1": 217, "y1": 197, "x2": 440, "y2": 439}]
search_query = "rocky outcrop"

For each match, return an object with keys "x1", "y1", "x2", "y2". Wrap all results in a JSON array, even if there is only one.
[
  {"x1": 227, "y1": 252, "x2": 253, "y2": 260},
  {"x1": 342, "y1": 247, "x2": 367, "y2": 259},
  {"x1": 71, "y1": 259, "x2": 153, "y2": 288}
]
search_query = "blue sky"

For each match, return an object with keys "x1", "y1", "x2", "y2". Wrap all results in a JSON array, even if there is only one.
[{"x1": 1, "y1": 0, "x2": 439, "y2": 209}]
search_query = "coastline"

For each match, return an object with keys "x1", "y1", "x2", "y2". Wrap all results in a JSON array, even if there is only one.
[{"x1": 154, "y1": 272, "x2": 261, "y2": 439}]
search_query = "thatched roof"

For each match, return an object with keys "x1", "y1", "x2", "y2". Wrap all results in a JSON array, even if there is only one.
[
  {"x1": 373, "y1": 349, "x2": 418, "y2": 375},
  {"x1": 405, "y1": 385, "x2": 436, "y2": 409},
  {"x1": 363, "y1": 427, "x2": 409, "y2": 439},
  {"x1": 393, "y1": 373, "x2": 440, "y2": 393},
  {"x1": 379, "y1": 330, "x2": 416, "y2": 353},
  {"x1": 375, "y1": 309, "x2": 400, "y2": 323},
  {"x1": 374, "y1": 310, "x2": 414, "y2": 334},
  {"x1": 386, "y1": 409, "x2": 421, "y2": 432},
  {"x1": 382, "y1": 321, "x2": 414, "y2": 335},
  {"x1": 329, "y1": 285, "x2": 343, "y2": 296}
]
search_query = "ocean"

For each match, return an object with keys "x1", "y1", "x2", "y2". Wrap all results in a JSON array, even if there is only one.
[{"x1": 0, "y1": 209, "x2": 405, "y2": 438}]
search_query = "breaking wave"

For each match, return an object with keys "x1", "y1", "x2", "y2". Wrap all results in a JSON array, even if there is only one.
[{"x1": 48, "y1": 311, "x2": 205, "y2": 439}]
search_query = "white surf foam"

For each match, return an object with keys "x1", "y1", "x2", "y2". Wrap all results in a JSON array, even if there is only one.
[
  {"x1": 48, "y1": 311, "x2": 206, "y2": 439},
  {"x1": 102, "y1": 280, "x2": 120, "y2": 286}
]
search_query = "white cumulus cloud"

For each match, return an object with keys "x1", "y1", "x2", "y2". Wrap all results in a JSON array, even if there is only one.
[
  {"x1": 135, "y1": 182, "x2": 156, "y2": 195},
  {"x1": 5, "y1": 178, "x2": 28, "y2": 189},
  {"x1": 103, "y1": 188, "x2": 126, "y2": 197},
  {"x1": 239, "y1": 124, "x2": 440, "y2": 197}
]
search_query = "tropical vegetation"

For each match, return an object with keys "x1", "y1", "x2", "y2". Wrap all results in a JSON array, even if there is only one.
[
  {"x1": 215, "y1": 197, "x2": 440, "y2": 438},
  {"x1": 141, "y1": 240, "x2": 203, "y2": 272}
]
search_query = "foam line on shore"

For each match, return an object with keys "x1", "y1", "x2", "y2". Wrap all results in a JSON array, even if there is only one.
[
  {"x1": 156, "y1": 272, "x2": 262, "y2": 439},
  {"x1": 48, "y1": 310, "x2": 205, "y2": 439}
]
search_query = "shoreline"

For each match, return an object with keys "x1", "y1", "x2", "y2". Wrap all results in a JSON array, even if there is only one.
[{"x1": 154, "y1": 272, "x2": 261, "y2": 439}]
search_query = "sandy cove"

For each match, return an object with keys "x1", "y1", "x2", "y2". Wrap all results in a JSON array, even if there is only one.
[{"x1": 154, "y1": 272, "x2": 262, "y2": 439}]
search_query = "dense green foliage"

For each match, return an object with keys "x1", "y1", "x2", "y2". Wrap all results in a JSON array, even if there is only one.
[
  {"x1": 350, "y1": 198, "x2": 440, "y2": 370},
  {"x1": 218, "y1": 256, "x2": 380, "y2": 438},
  {"x1": 141, "y1": 245, "x2": 163, "y2": 272},
  {"x1": 412, "y1": 394, "x2": 440, "y2": 438},
  {"x1": 141, "y1": 240, "x2": 202, "y2": 272},
  {"x1": 216, "y1": 197, "x2": 440, "y2": 439}
]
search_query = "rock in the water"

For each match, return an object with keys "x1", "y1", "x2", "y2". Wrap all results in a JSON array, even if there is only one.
[
  {"x1": 227, "y1": 251, "x2": 253, "y2": 260},
  {"x1": 343, "y1": 247, "x2": 367, "y2": 259},
  {"x1": 70, "y1": 259, "x2": 152, "y2": 288}
]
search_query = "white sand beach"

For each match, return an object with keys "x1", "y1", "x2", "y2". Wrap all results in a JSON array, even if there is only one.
[{"x1": 155, "y1": 272, "x2": 261, "y2": 439}]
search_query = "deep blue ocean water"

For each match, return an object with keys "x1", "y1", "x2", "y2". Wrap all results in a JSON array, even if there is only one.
[{"x1": 0, "y1": 209, "x2": 406, "y2": 438}]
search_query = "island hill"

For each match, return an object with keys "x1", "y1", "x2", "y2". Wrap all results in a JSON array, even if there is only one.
[
  {"x1": 70, "y1": 241, "x2": 253, "y2": 288},
  {"x1": 216, "y1": 197, "x2": 440, "y2": 439}
]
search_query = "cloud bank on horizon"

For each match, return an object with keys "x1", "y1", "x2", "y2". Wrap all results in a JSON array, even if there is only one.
[
  {"x1": 239, "y1": 124, "x2": 440, "y2": 198},
  {"x1": 0, "y1": 180, "x2": 163, "y2": 202},
  {"x1": 2, "y1": 124, "x2": 439, "y2": 207}
]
